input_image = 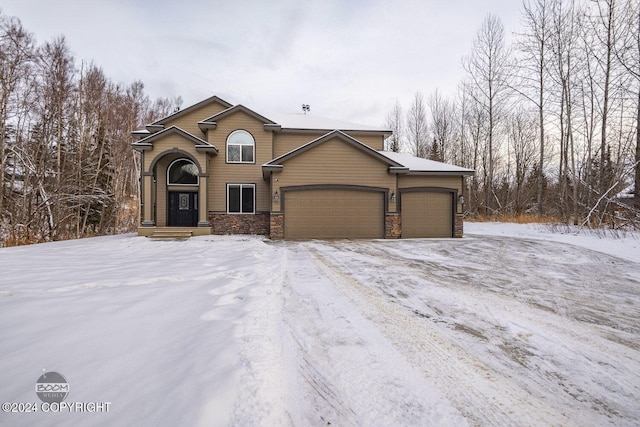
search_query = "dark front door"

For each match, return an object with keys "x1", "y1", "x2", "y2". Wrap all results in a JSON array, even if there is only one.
[{"x1": 168, "y1": 191, "x2": 198, "y2": 227}]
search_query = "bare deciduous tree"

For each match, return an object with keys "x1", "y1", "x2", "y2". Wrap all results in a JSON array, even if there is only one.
[
  {"x1": 406, "y1": 92, "x2": 429, "y2": 158},
  {"x1": 384, "y1": 100, "x2": 404, "y2": 152},
  {"x1": 463, "y1": 14, "x2": 511, "y2": 214}
]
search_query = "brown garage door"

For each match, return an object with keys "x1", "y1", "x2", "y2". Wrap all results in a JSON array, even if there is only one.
[
  {"x1": 284, "y1": 189, "x2": 384, "y2": 239},
  {"x1": 402, "y1": 191, "x2": 453, "y2": 238}
]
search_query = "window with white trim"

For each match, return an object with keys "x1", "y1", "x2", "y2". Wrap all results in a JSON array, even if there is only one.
[
  {"x1": 227, "y1": 184, "x2": 255, "y2": 213},
  {"x1": 167, "y1": 158, "x2": 199, "y2": 185},
  {"x1": 226, "y1": 130, "x2": 255, "y2": 163}
]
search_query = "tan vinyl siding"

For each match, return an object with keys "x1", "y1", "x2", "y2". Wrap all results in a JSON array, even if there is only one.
[
  {"x1": 271, "y1": 137, "x2": 396, "y2": 212},
  {"x1": 398, "y1": 175, "x2": 462, "y2": 190},
  {"x1": 142, "y1": 134, "x2": 208, "y2": 173},
  {"x1": 274, "y1": 132, "x2": 385, "y2": 157},
  {"x1": 207, "y1": 110, "x2": 273, "y2": 212},
  {"x1": 273, "y1": 132, "x2": 325, "y2": 157},
  {"x1": 343, "y1": 132, "x2": 385, "y2": 151},
  {"x1": 163, "y1": 103, "x2": 228, "y2": 136}
]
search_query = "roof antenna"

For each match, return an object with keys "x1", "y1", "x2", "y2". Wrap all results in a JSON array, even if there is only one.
[{"x1": 302, "y1": 104, "x2": 310, "y2": 114}]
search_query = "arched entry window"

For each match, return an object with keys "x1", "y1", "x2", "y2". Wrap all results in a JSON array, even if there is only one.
[{"x1": 167, "y1": 158, "x2": 199, "y2": 185}]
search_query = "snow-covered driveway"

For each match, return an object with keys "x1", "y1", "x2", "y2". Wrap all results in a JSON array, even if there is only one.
[
  {"x1": 1, "y1": 225, "x2": 639, "y2": 426},
  {"x1": 285, "y1": 236, "x2": 640, "y2": 426}
]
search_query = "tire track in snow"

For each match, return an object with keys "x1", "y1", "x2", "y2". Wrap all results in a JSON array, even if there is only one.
[
  {"x1": 302, "y1": 241, "x2": 585, "y2": 427},
  {"x1": 281, "y1": 243, "x2": 468, "y2": 426},
  {"x1": 304, "y1": 238, "x2": 640, "y2": 426}
]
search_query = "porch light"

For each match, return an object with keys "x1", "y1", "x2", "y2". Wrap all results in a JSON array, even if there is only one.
[
  {"x1": 273, "y1": 190, "x2": 279, "y2": 202},
  {"x1": 459, "y1": 194, "x2": 465, "y2": 205},
  {"x1": 390, "y1": 192, "x2": 396, "y2": 202}
]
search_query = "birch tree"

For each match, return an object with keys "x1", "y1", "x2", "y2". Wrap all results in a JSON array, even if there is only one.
[
  {"x1": 406, "y1": 92, "x2": 429, "y2": 158},
  {"x1": 384, "y1": 100, "x2": 404, "y2": 152},
  {"x1": 463, "y1": 14, "x2": 511, "y2": 214},
  {"x1": 516, "y1": 0, "x2": 553, "y2": 215}
]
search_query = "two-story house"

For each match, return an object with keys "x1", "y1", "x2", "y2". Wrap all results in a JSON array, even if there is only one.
[{"x1": 132, "y1": 95, "x2": 473, "y2": 239}]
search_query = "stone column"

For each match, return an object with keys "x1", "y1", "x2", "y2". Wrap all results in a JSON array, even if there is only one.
[
  {"x1": 385, "y1": 213, "x2": 401, "y2": 238},
  {"x1": 454, "y1": 214, "x2": 464, "y2": 238},
  {"x1": 270, "y1": 213, "x2": 284, "y2": 239}
]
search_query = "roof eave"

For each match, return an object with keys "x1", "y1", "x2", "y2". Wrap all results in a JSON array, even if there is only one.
[
  {"x1": 389, "y1": 167, "x2": 410, "y2": 174},
  {"x1": 264, "y1": 124, "x2": 282, "y2": 131},
  {"x1": 198, "y1": 121, "x2": 217, "y2": 131},
  {"x1": 261, "y1": 164, "x2": 283, "y2": 180},
  {"x1": 151, "y1": 95, "x2": 233, "y2": 125},
  {"x1": 131, "y1": 129, "x2": 150, "y2": 140},
  {"x1": 407, "y1": 170, "x2": 475, "y2": 176},
  {"x1": 146, "y1": 124, "x2": 164, "y2": 133},
  {"x1": 195, "y1": 144, "x2": 218, "y2": 154},
  {"x1": 279, "y1": 127, "x2": 390, "y2": 135},
  {"x1": 132, "y1": 143, "x2": 153, "y2": 152}
]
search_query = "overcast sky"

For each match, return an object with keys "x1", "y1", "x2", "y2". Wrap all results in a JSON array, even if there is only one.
[{"x1": 2, "y1": 0, "x2": 524, "y2": 126}]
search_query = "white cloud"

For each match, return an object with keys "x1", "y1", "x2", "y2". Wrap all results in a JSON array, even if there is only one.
[{"x1": 2, "y1": 0, "x2": 523, "y2": 126}]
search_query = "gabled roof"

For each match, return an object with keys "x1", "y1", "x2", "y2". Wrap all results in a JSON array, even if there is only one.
[
  {"x1": 198, "y1": 104, "x2": 277, "y2": 131},
  {"x1": 267, "y1": 112, "x2": 391, "y2": 134},
  {"x1": 150, "y1": 95, "x2": 233, "y2": 126},
  {"x1": 380, "y1": 151, "x2": 474, "y2": 175},
  {"x1": 262, "y1": 130, "x2": 405, "y2": 178},
  {"x1": 131, "y1": 126, "x2": 218, "y2": 154}
]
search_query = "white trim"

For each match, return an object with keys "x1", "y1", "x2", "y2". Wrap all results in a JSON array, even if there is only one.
[
  {"x1": 167, "y1": 158, "x2": 200, "y2": 186},
  {"x1": 226, "y1": 130, "x2": 255, "y2": 163},
  {"x1": 226, "y1": 183, "x2": 256, "y2": 214}
]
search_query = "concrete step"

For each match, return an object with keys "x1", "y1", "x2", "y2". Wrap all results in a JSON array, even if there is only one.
[{"x1": 149, "y1": 230, "x2": 193, "y2": 240}]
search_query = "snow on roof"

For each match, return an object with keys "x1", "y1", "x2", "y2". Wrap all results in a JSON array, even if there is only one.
[
  {"x1": 267, "y1": 113, "x2": 390, "y2": 133},
  {"x1": 380, "y1": 151, "x2": 474, "y2": 174}
]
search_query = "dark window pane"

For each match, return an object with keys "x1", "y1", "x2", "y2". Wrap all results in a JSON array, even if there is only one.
[
  {"x1": 242, "y1": 145, "x2": 254, "y2": 162},
  {"x1": 228, "y1": 145, "x2": 240, "y2": 162},
  {"x1": 228, "y1": 186, "x2": 240, "y2": 212},
  {"x1": 169, "y1": 159, "x2": 198, "y2": 184},
  {"x1": 242, "y1": 186, "x2": 254, "y2": 213}
]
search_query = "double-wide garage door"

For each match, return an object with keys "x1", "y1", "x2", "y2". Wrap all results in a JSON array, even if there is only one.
[
  {"x1": 402, "y1": 191, "x2": 453, "y2": 238},
  {"x1": 285, "y1": 189, "x2": 384, "y2": 239}
]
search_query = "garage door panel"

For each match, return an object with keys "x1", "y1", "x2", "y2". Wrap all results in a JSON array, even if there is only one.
[
  {"x1": 402, "y1": 192, "x2": 452, "y2": 238},
  {"x1": 285, "y1": 189, "x2": 384, "y2": 239}
]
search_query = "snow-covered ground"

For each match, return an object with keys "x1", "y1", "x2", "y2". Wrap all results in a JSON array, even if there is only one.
[{"x1": 1, "y1": 223, "x2": 639, "y2": 426}]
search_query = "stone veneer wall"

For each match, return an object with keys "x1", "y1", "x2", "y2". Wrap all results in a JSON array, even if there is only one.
[
  {"x1": 454, "y1": 214, "x2": 464, "y2": 238},
  {"x1": 269, "y1": 213, "x2": 284, "y2": 239},
  {"x1": 210, "y1": 212, "x2": 270, "y2": 235},
  {"x1": 385, "y1": 213, "x2": 401, "y2": 239}
]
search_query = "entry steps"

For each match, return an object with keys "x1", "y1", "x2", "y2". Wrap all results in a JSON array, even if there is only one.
[{"x1": 149, "y1": 229, "x2": 193, "y2": 240}]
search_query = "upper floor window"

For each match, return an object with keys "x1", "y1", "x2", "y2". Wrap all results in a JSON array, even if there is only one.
[
  {"x1": 226, "y1": 130, "x2": 255, "y2": 163},
  {"x1": 167, "y1": 158, "x2": 199, "y2": 185}
]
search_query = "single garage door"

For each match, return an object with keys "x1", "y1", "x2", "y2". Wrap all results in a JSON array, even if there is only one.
[
  {"x1": 285, "y1": 189, "x2": 384, "y2": 239},
  {"x1": 402, "y1": 191, "x2": 453, "y2": 238}
]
